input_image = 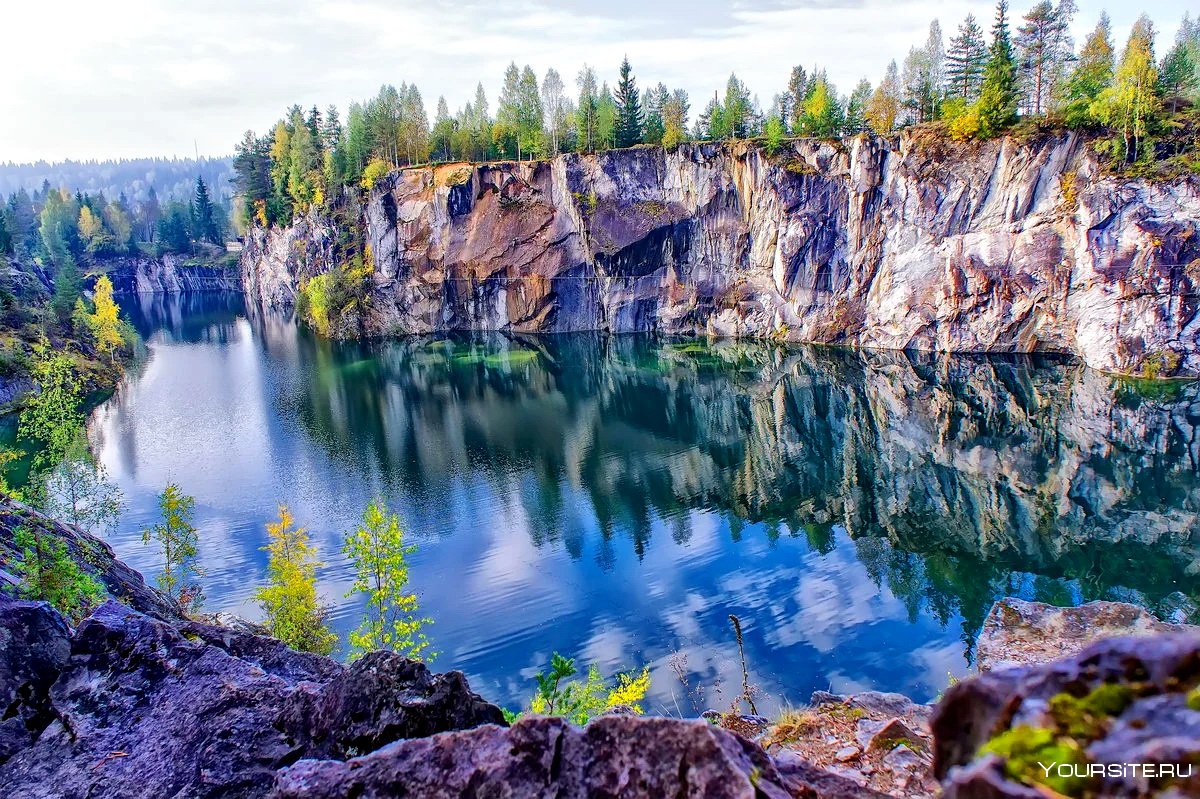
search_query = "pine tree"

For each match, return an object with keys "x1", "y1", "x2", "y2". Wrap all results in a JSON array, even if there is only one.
[
  {"x1": 784, "y1": 66, "x2": 809, "y2": 132},
  {"x1": 1015, "y1": 0, "x2": 1077, "y2": 115},
  {"x1": 946, "y1": 15, "x2": 988, "y2": 100},
  {"x1": 977, "y1": 0, "x2": 1019, "y2": 137},
  {"x1": 614, "y1": 56, "x2": 643, "y2": 148}
]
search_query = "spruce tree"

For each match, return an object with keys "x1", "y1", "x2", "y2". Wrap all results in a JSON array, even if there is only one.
[
  {"x1": 977, "y1": 0, "x2": 1019, "y2": 137},
  {"x1": 191, "y1": 176, "x2": 219, "y2": 246},
  {"x1": 614, "y1": 56, "x2": 643, "y2": 148}
]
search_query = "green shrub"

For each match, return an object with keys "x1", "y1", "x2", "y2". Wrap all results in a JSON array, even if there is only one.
[
  {"x1": 512, "y1": 652, "x2": 651, "y2": 726},
  {"x1": 13, "y1": 524, "x2": 105, "y2": 623},
  {"x1": 298, "y1": 250, "x2": 373, "y2": 337}
]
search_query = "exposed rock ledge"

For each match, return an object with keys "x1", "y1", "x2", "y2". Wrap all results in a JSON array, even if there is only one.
[
  {"x1": 976, "y1": 597, "x2": 1198, "y2": 672},
  {"x1": 241, "y1": 133, "x2": 1200, "y2": 377}
]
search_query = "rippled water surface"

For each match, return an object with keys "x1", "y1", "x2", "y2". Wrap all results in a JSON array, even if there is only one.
[{"x1": 91, "y1": 293, "x2": 1200, "y2": 713}]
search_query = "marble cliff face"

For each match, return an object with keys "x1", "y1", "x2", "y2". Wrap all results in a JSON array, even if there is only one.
[{"x1": 241, "y1": 132, "x2": 1200, "y2": 376}]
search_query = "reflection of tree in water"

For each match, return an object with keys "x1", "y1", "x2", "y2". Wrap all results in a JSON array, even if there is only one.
[
  {"x1": 121, "y1": 292, "x2": 247, "y2": 345},
  {"x1": 266, "y1": 324, "x2": 1199, "y2": 636}
]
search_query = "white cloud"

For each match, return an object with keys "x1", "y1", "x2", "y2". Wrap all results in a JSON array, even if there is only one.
[{"x1": 2, "y1": 0, "x2": 1195, "y2": 161}]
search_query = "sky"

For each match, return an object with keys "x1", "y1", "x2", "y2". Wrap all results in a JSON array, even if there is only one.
[{"x1": 2, "y1": 0, "x2": 1195, "y2": 163}]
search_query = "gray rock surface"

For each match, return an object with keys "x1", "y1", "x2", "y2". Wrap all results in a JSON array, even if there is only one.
[
  {"x1": 0, "y1": 601, "x2": 71, "y2": 765},
  {"x1": 933, "y1": 631, "x2": 1200, "y2": 797},
  {"x1": 0, "y1": 598, "x2": 505, "y2": 799},
  {"x1": 241, "y1": 135, "x2": 1200, "y2": 377},
  {"x1": 101, "y1": 253, "x2": 242, "y2": 294},
  {"x1": 272, "y1": 715, "x2": 885, "y2": 799},
  {"x1": 976, "y1": 597, "x2": 1198, "y2": 672}
]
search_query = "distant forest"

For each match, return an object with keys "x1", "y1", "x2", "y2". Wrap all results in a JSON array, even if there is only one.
[{"x1": 0, "y1": 157, "x2": 234, "y2": 206}]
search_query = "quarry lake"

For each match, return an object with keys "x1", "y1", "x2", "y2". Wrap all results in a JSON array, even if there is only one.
[{"x1": 90, "y1": 292, "x2": 1200, "y2": 714}]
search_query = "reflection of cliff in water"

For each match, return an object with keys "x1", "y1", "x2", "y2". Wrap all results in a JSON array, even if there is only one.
[
  {"x1": 123, "y1": 291, "x2": 248, "y2": 345},
  {"x1": 256, "y1": 327, "x2": 1198, "y2": 632}
]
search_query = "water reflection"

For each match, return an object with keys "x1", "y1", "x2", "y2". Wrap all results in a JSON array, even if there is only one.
[{"x1": 94, "y1": 293, "x2": 1200, "y2": 711}]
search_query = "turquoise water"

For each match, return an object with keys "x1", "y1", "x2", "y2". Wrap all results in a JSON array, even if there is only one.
[{"x1": 90, "y1": 292, "x2": 1200, "y2": 714}]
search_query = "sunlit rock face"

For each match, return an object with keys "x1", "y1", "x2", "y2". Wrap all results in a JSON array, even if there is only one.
[{"x1": 241, "y1": 134, "x2": 1200, "y2": 377}]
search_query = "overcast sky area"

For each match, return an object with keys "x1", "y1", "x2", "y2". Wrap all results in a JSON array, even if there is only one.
[{"x1": 2, "y1": 0, "x2": 1196, "y2": 163}]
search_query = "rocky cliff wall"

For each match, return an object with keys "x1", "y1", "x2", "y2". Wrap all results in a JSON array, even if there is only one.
[
  {"x1": 102, "y1": 254, "x2": 242, "y2": 294},
  {"x1": 240, "y1": 133, "x2": 1200, "y2": 377}
]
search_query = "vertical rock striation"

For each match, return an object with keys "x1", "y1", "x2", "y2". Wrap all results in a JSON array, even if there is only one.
[{"x1": 240, "y1": 134, "x2": 1200, "y2": 376}]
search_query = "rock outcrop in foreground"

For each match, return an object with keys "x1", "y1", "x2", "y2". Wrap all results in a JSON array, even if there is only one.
[
  {"x1": 0, "y1": 599, "x2": 504, "y2": 798},
  {"x1": 0, "y1": 596, "x2": 874, "y2": 799},
  {"x1": 0, "y1": 498, "x2": 181, "y2": 620},
  {"x1": 976, "y1": 597, "x2": 1198, "y2": 672},
  {"x1": 935, "y1": 631, "x2": 1200, "y2": 797},
  {"x1": 241, "y1": 134, "x2": 1200, "y2": 376},
  {"x1": 3, "y1": 587, "x2": 1199, "y2": 797},
  {"x1": 2, "y1": 506, "x2": 1197, "y2": 798}
]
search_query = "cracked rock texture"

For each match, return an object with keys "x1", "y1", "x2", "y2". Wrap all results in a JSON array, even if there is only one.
[
  {"x1": 975, "y1": 598, "x2": 1199, "y2": 672},
  {"x1": 933, "y1": 631, "x2": 1200, "y2": 798},
  {"x1": 0, "y1": 599, "x2": 504, "y2": 799},
  {"x1": 241, "y1": 134, "x2": 1200, "y2": 376}
]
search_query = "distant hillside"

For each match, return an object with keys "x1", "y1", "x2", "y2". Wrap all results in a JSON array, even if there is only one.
[{"x1": 0, "y1": 157, "x2": 234, "y2": 205}]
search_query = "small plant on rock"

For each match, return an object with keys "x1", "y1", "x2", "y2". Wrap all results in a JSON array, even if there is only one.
[
  {"x1": 255, "y1": 504, "x2": 337, "y2": 656},
  {"x1": 14, "y1": 524, "x2": 105, "y2": 622},
  {"x1": 515, "y1": 652, "x2": 651, "y2": 726},
  {"x1": 343, "y1": 498, "x2": 432, "y2": 662}
]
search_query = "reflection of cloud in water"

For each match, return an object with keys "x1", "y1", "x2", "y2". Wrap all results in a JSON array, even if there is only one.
[{"x1": 91, "y1": 297, "x2": 1200, "y2": 711}]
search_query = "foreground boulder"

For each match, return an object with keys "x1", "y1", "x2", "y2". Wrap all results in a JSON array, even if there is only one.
[
  {"x1": 0, "y1": 600, "x2": 71, "y2": 765},
  {"x1": 933, "y1": 631, "x2": 1200, "y2": 797},
  {"x1": 976, "y1": 598, "x2": 1197, "y2": 672},
  {"x1": 0, "y1": 599, "x2": 504, "y2": 798},
  {"x1": 272, "y1": 715, "x2": 882, "y2": 799}
]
